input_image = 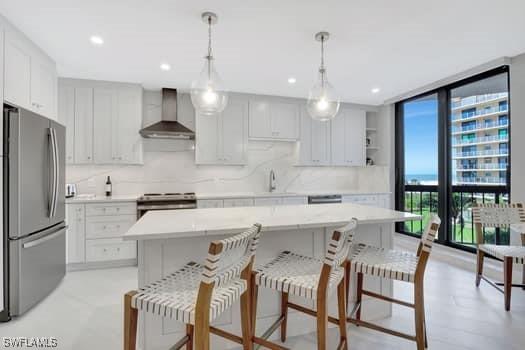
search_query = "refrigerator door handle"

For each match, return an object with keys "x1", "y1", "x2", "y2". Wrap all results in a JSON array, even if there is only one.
[
  {"x1": 48, "y1": 128, "x2": 58, "y2": 218},
  {"x1": 22, "y1": 227, "x2": 65, "y2": 249},
  {"x1": 52, "y1": 127, "x2": 59, "y2": 217}
]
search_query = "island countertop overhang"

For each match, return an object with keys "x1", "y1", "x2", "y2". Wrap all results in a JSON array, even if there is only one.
[{"x1": 123, "y1": 203, "x2": 421, "y2": 241}]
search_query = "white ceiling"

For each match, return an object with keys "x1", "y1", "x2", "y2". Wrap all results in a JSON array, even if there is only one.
[{"x1": 1, "y1": 0, "x2": 524, "y2": 105}]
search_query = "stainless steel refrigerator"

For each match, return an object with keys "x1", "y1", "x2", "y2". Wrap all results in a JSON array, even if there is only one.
[{"x1": 0, "y1": 105, "x2": 66, "y2": 321}]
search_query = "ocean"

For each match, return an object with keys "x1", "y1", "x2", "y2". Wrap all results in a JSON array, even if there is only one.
[{"x1": 406, "y1": 174, "x2": 438, "y2": 185}]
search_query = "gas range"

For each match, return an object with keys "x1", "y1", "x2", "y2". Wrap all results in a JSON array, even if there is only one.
[{"x1": 137, "y1": 192, "x2": 197, "y2": 218}]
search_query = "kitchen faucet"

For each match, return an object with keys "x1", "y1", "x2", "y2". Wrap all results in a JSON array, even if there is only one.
[{"x1": 269, "y1": 169, "x2": 276, "y2": 192}]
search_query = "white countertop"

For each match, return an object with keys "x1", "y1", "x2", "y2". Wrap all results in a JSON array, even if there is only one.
[
  {"x1": 123, "y1": 202, "x2": 420, "y2": 241},
  {"x1": 65, "y1": 190, "x2": 391, "y2": 203}
]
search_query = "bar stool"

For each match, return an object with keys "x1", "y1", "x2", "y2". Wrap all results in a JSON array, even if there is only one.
[
  {"x1": 346, "y1": 214, "x2": 441, "y2": 350},
  {"x1": 473, "y1": 203, "x2": 525, "y2": 311},
  {"x1": 123, "y1": 224, "x2": 262, "y2": 350},
  {"x1": 251, "y1": 219, "x2": 357, "y2": 350}
]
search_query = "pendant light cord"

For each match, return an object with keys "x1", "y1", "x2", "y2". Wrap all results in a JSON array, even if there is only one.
[
  {"x1": 207, "y1": 16, "x2": 213, "y2": 79},
  {"x1": 320, "y1": 36, "x2": 325, "y2": 88}
]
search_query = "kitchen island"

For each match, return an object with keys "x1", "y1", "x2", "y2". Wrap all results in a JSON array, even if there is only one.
[{"x1": 124, "y1": 203, "x2": 420, "y2": 350}]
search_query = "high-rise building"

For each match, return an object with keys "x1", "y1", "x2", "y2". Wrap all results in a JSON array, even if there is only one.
[{"x1": 451, "y1": 92, "x2": 509, "y2": 185}]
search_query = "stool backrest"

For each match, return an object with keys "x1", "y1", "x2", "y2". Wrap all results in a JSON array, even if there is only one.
[
  {"x1": 201, "y1": 223, "x2": 262, "y2": 287},
  {"x1": 324, "y1": 218, "x2": 358, "y2": 268},
  {"x1": 472, "y1": 203, "x2": 525, "y2": 245},
  {"x1": 415, "y1": 214, "x2": 441, "y2": 281}
]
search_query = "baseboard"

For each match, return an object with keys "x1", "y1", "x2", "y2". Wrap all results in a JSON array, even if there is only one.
[
  {"x1": 66, "y1": 259, "x2": 137, "y2": 271},
  {"x1": 394, "y1": 233, "x2": 523, "y2": 282}
]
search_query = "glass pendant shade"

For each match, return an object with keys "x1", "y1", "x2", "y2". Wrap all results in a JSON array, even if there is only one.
[
  {"x1": 190, "y1": 57, "x2": 228, "y2": 115},
  {"x1": 307, "y1": 69, "x2": 340, "y2": 121}
]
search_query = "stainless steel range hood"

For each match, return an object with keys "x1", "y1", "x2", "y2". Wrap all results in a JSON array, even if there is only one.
[{"x1": 139, "y1": 88, "x2": 195, "y2": 139}]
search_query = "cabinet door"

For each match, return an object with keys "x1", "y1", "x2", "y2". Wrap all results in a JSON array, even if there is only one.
[
  {"x1": 116, "y1": 87, "x2": 143, "y2": 164},
  {"x1": 221, "y1": 99, "x2": 248, "y2": 165},
  {"x1": 330, "y1": 112, "x2": 346, "y2": 166},
  {"x1": 195, "y1": 111, "x2": 221, "y2": 164},
  {"x1": 197, "y1": 199, "x2": 224, "y2": 208},
  {"x1": 254, "y1": 197, "x2": 282, "y2": 207},
  {"x1": 58, "y1": 86, "x2": 75, "y2": 163},
  {"x1": 30, "y1": 59, "x2": 56, "y2": 119},
  {"x1": 298, "y1": 108, "x2": 313, "y2": 165},
  {"x1": 311, "y1": 118, "x2": 331, "y2": 165},
  {"x1": 93, "y1": 87, "x2": 117, "y2": 163},
  {"x1": 66, "y1": 204, "x2": 85, "y2": 264},
  {"x1": 248, "y1": 99, "x2": 271, "y2": 139},
  {"x1": 223, "y1": 198, "x2": 254, "y2": 207},
  {"x1": 344, "y1": 109, "x2": 366, "y2": 166},
  {"x1": 4, "y1": 32, "x2": 31, "y2": 109},
  {"x1": 271, "y1": 102, "x2": 299, "y2": 140},
  {"x1": 282, "y1": 196, "x2": 308, "y2": 205},
  {"x1": 74, "y1": 87, "x2": 94, "y2": 163}
]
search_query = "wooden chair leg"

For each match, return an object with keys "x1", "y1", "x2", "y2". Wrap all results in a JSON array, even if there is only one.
[
  {"x1": 476, "y1": 250, "x2": 484, "y2": 287},
  {"x1": 186, "y1": 324, "x2": 194, "y2": 350},
  {"x1": 345, "y1": 261, "x2": 351, "y2": 310},
  {"x1": 504, "y1": 257, "x2": 513, "y2": 311},
  {"x1": 522, "y1": 264, "x2": 525, "y2": 291},
  {"x1": 280, "y1": 292, "x2": 289, "y2": 342},
  {"x1": 356, "y1": 272, "x2": 363, "y2": 321},
  {"x1": 337, "y1": 278, "x2": 349, "y2": 350},
  {"x1": 240, "y1": 289, "x2": 253, "y2": 350},
  {"x1": 414, "y1": 282, "x2": 425, "y2": 350},
  {"x1": 124, "y1": 291, "x2": 138, "y2": 350},
  {"x1": 316, "y1": 293, "x2": 328, "y2": 350},
  {"x1": 251, "y1": 275, "x2": 259, "y2": 333}
]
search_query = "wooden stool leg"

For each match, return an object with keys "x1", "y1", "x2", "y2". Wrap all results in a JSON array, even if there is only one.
[
  {"x1": 251, "y1": 275, "x2": 259, "y2": 333},
  {"x1": 476, "y1": 250, "x2": 484, "y2": 287},
  {"x1": 356, "y1": 272, "x2": 363, "y2": 321},
  {"x1": 124, "y1": 291, "x2": 138, "y2": 350},
  {"x1": 414, "y1": 282, "x2": 425, "y2": 350},
  {"x1": 186, "y1": 324, "x2": 194, "y2": 350},
  {"x1": 337, "y1": 278, "x2": 349, "y2": 350},
  {"x1": 504, "y1": 257, "x2": 513, "y2": 311},
  {"x1": 280, "y1": 292, "x2": 289, "y2": 342},
  {"x1": 316, "y1": 294, "x2": 328, "y2": 350},
  {"x1": 522, "y1": 264, "x2": 525, "y2": 291},
  {"x1": 240, "y1": 289, "x2": 253, "y2": 350},
  {"x1": 345, "y1": 261, "x2": 351, "y2": 309}
]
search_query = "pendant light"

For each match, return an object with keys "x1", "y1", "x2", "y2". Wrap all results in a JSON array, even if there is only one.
[
  {"x1": 190, "y1": 12, "x2": 228, "y2": 115},
  {"x1": 306, "y1": 32, "x2": 340, "y2": 121}
]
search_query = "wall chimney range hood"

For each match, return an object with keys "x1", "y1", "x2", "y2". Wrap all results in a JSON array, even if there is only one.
[{"x1": 139, "y1": 88, "x2": 195, "y2": 139}]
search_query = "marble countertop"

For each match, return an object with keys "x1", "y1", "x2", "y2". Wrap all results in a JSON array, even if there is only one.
[
  {"x1": 123, "y1": 202, "x2": 420, "y2": 241},
  {"x1": 65, "y1": 190, "x2": 391, "y2": 203}
]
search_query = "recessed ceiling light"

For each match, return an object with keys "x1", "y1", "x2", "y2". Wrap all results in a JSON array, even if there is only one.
[
  {"x1": 90, "y1": 35, "x2": 104, "y2": 46},
  {"x1": 160, "y1": 63, "x2": 171, "y2": 71},
  {"x1": 371, "y1": 87, "x2": 381, "y2": 94},
  {"x1": 288, "y1": 77, "x2": 297, "y2": 84}
]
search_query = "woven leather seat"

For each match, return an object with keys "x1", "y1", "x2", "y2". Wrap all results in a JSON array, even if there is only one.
[
  {"x1": 348, "y1": 244, "x2": 419, "y2": 283},
  {"x1": 131, "y1": 262, "x2": 247, "y2": 324},
  {"x1": 255, "y1": 251, "x2": 345, "y2": 299},
  {"x1": 478, "y1": 244, "x2": 525, "y2": 264}
]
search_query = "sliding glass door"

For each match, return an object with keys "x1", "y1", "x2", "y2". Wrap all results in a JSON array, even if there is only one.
[{"x1": 396, "y1": 67, "x2": 510, "y2": 250}]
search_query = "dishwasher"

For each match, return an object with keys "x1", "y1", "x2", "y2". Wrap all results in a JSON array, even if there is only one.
[{"x1": 307, "y1": 194, "x2": 342, "y2": 204}]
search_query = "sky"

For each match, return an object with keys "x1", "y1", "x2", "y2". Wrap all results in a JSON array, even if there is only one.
[{"x1": 404, "y1": 95, "x2": 438, "y2": 176}]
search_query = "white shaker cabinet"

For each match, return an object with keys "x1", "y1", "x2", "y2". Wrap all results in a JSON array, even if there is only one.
[
  {"x1": 195, "y1": 97, "x2": 248, "y2": 165},
  {"x1": 93, "y1": 87, "x2": 116, "y2": 163},
  {"x1": 58, "y1": 86, "x2": 75, "y2": 163},
  {"x1": 298, "y1": 108, "x2": 331, "y2": 166},
  {"x1": 73, "y1": 87, "x2": 94, "y2": 163},
  {"x1": 249, "y1": 99, "x2": 299, "y2": 141},
  {"x1": 66, "y1": 204, "x2": 86, "y2": 264},
  {"x1": 4, "y1": 31, "x2": 31, "y2": 109},
  {"x1": 30, "y1": 59, "x2": 56, "y2": 119},
  {"x1": 331, "y1": 108, "x2": 366, "y2": 166}
]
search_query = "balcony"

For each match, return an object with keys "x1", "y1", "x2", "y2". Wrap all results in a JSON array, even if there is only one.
[
  {"x1": 456, "y1": 163, "x2": 507, "y2": 171},
  {"x1": 451, "y1": 93, "x2": 508, "y2": 110},
  {"x1": 456, "y1": 177, "x2": 507, "y2": 185},
  {"x1": 453, "y1": 149, "x2": 508, "y2": 159},
  {"x1": 452, "y1": 120, "x2": 508, "y2": 134},
  {"x1": 452, "y1": 134, "x2": 508, "y2": 147},
  {"x1": 451, "y1": 105, "x2": 508, "y2": 122},
  {"x1": 402, "y1": 184, "x2": 509, "y2": 246}
]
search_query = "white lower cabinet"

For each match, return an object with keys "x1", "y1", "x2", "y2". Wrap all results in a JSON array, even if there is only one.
[
  {"x1": 282, "y1": 196, "x2": 308, "y2": 205},
  {"x1": 66, "y1": 202, "x2": 137, "y2": 269},
  {"x1": 254, "y1": 197, "x2": 282, "y2": 206},
  {"x1": 197, "y1": 199, "x2": 224, "y2": 209}
]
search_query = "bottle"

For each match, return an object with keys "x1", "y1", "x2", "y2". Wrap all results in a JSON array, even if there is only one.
[{"x1": 105, "y1": 176, "x2": 112, "y2": 197}]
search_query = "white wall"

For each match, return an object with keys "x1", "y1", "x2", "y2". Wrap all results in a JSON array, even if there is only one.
[
  {"x1": 66, "y1": 91, "x2": 391, "y2": 196},
  {"x1": 510, "y1": 53, "x2": 525, "y2": 202}
]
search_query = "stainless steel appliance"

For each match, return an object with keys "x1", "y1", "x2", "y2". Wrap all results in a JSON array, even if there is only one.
[
  {"x1": 308, "y1": 194, "x2": 342, "y2": 204},
  {"x1": 137, "y1": 193, "x2": 197, "y2": 218},
  {"x1": 0, "y1": 106, "x2": 66, "y2": 321}
]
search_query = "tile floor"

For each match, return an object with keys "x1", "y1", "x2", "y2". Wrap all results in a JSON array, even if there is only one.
[{"x1": 1, "y1": 255, "x2": 524, "y2": 349}]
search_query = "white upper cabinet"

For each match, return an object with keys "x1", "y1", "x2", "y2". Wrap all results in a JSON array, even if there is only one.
[
  {"x1": 59, "y1": 79, "x2": 143, "y2": 165},
  {"x1": 331, "y1": 108, "x2": 366, "y2": 166},
  {"x1": 248, "y1": 98, "x2": 299, "y2": 141},
  {"x1": 4, "y1": 31, "x2": 31, "y2": 109},
  {"x1": 298, "y1": 107, "x2": 331, "y2": 166},
  {"x1": 73, "y1": 87, "x2": 94, "y2": 163},
  {"x1": 3, "y1": 28, "x2": 57, "y2": 120},
  {"x1": 196, "y1": 96, "x2": 248, "y2": 165}
]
